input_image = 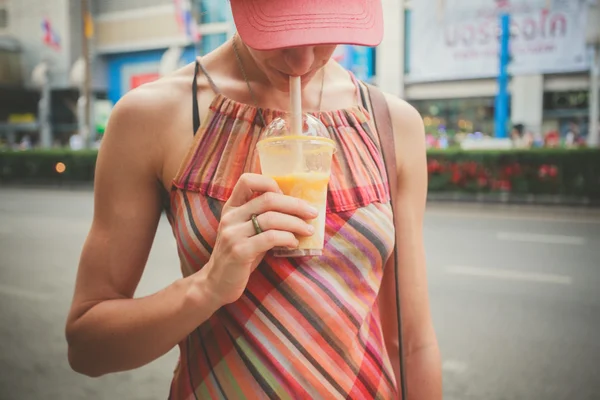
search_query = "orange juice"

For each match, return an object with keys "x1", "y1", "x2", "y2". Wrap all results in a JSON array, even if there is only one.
[
  {"x1": 273, "y1": 173, "x2": 329, "y2": 203},
  {"x1": 272, "y1": 173, "x2": 330, "y2": 251},
  {"x1": 256, "y1": 114, "x2": 336, "y2": 257}
]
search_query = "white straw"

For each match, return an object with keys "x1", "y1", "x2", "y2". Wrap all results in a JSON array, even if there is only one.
[{"x1": 289, "y1": 76, "x2": 302, "y2": 135}]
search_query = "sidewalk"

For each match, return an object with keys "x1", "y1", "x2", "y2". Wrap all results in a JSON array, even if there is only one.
[
  {"x1": 2, "y1": 183, "x2": 599, "y2": 211},
  {"x1": 426, "y1": 200, "x2": 600, "y2": 222}
]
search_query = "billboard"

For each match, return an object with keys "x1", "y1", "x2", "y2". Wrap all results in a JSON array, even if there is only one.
[
  {"x1": 333, "y1": 45, "x2": 375, "y2": 82},
  {"x1": 130, "y1": 73, "x2": 160, "y2": 90},
  {"x1": 409, "y1": 0, "x2": 590, "y2": 82}
]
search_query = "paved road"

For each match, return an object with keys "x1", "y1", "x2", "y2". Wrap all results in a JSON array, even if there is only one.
[{"x1": 0, "y1": 188, "x2": 599, "y2": 400}]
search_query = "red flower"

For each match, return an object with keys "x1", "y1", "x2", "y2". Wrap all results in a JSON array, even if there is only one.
[
  {"x1": 463, "y1": 161, "x2": 478, "y2": 177},
  {"x1": 512, "y1": 163, "x2": 522, "y2": 175},
  {"x1": 499, "y1": 180, "x2": 512, "y2": 191},
  {"x1": 451, "y1": 170, "x2": 462, "y2": 184},
  {"x1": 477, "y1": 177, "x2": 488, "y2": 187},
  {"x1": 428, "y1": 160, "x2": 442, "y2": 174},
  {"x1": 491, "y1": 179, "x2": 511, "y2": 191},
  {"x1": 539, "y1": 164, "x2": 558, "y2": 180},
  {"x1": 502, "y1": 163, "x2": 521, "y2": 178}
]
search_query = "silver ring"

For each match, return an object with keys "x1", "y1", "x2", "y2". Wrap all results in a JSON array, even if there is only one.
[{"x1": 251, "y1": 214, "x2": 263, "y2": 235}]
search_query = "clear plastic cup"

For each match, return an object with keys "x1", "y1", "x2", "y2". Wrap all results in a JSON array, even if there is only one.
[{"x1": 256, "y1": 114, "x2": 336, "y2": 257}]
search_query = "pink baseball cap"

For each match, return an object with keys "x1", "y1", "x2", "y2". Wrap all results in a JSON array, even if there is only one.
[{"x1": 230, "y1": 0, "x2": 383, "y2": 51}]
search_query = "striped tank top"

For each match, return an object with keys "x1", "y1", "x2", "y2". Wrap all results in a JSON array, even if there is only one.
[{"x1": 165, "y1": 60, "x2": 397, "y2": 399}]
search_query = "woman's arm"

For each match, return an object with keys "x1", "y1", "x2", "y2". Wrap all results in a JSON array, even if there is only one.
[
  {"x1": 65, "y1": 75, "x2": 317, "y2": 378},
  {"x1": 65, "y1": 82, "x2": 222, "y2": 378},
  {"x1": 377, "y1": 94, "x2": 442, "y2": 399}
]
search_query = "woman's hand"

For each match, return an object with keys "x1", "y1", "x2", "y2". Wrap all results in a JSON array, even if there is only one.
[{"x1": 199, "y1": 173, "x2": 318, "y2": 307}]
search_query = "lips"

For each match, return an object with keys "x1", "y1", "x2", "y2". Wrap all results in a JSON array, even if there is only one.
[{"x1": 278, "y1": 69, "x2": 317, "y2": 82}]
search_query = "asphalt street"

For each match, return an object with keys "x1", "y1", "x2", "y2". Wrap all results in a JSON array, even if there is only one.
[{"x1": 0, "y1": 188, "x2": 599, "y2": 400}]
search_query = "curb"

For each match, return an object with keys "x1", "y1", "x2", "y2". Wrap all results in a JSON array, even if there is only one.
[
  {"x1": 2, "y1": 183, "x2": 598, "y2": 208},
  {"x1": 427, "y1": 192, "x2": 599, "y2": 207}
]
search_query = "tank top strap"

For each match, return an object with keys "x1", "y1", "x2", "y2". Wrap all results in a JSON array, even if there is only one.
[
  {"x1": 192, "y1": 57, "x2": 220, "y2": 136},
  {"x1": 347, "y1": 71, "x2": 369, "y2": 109}
]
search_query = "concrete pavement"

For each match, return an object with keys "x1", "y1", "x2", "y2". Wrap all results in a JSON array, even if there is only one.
[
  {"x1": 0, "y1": 188, "x2": 599, "y2": 400},
  {"x1": 425, "y1": 205, "x2": 600, "y2": 400}
]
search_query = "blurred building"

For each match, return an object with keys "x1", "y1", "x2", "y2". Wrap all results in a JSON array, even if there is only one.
[
  {"x1": 3, "y1": 0, "x2": 597, "y2": 148},
  {"x1": 93, "y1": 0, "x2": 376, "y2": 105},
  {"x1": 0, "y1": 0, "x2": 92, "y2": 147},
  {"x1": 382, "y1": 0, "x2": 600, "y2": 141},
  {"x1": 92, "y1": 0, "x2": 233, "y2": 104},
  {"x1": 0, "y1": 0, "x2": 239, "y2": 147},
  {"x1": 4, "y1": 0, "x2": 375, "y2": 108}
]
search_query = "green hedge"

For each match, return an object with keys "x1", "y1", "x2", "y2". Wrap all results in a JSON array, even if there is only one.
[
  {"x1": 427, "y1": 148, "x2": 600, "y2": 200},
  {"x1": 1, "y1": 148, "x2": 599, "y2": 200},
  {"x1": 0, "y1": 150, "x2": 98, "y2": 184}
]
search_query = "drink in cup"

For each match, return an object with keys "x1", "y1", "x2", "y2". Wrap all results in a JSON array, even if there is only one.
[{"x1": 256, "y1": 114, "x2": 336, "y2": 257}]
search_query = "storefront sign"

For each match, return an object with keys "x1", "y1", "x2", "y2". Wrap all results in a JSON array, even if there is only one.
[
  {"x1": 333, "y1": 45, "x2": 375, "y2": 82},
  {"x1": 543, "y1": 91, "x2": 589, "y2": 111},
  {"x1": 409, "y1": 0, "x2": 589, "y2": 82},
  {"x1": 130, "y1": 72, "x2": 160, "y2": 89}
]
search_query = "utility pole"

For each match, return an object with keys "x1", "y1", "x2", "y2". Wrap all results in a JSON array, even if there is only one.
[
  {"x1": 589, "y1": 44, "x2": 599, "y2": 147},
  {"x1": 398, "y1": 0, "x2": 406, "y2": 98},
  {"x1": 81, "y1": 0, "x2": 93, "y2": 148},
  {"x1": 494, "y1": 11, "x2": 511, "y2": 138},
  {"x1": 377, "y1": 0, "x2": 403, "y2": 96},
  {"x1": 32, "y1": 62, "x2": 52, "y2": 148}
]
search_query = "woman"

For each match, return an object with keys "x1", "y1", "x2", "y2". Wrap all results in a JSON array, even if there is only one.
[{"x1": 65, "y1": 0, "x2": 441, "y2": 398}]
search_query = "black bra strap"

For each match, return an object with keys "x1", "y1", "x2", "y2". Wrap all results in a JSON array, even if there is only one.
[
  {"x1": 192, "y1": 58, "x2": 220, "y2": 136},
  {"x1": 192, "y1": 60, "x2": 201, "y2": 136},
  {"x1": 198, "y1": 60, "x2": 220, "y2": 94},
  {"x1": 358, "y1": 81, "x2": 369, "y2": 109}
]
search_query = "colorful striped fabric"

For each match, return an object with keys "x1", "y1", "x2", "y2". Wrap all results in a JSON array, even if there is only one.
[{"x1": 166, "y1": 86, "x2": 397, "y2": 399}]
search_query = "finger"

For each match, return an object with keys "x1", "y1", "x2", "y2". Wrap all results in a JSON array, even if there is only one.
[
  {"x1": 245, "y1": 230, "x2": 299, "y2": 255},
  {"x1": 244, "y1": 212, "x2": 314, "y2": 238},
  {"x1": 227, "y1": 173, "x2": 281, "y2": 208},
  {"x1": 240, "y1": 192, "x2": 319, "y2": 222}
]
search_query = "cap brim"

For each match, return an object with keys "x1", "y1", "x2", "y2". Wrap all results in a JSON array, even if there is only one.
[{"x1": 230, "y1": 0, "x2": 383, "y2": 51}]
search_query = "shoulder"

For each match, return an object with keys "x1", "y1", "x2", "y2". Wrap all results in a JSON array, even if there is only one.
[
  {"x1": 367, "y1": 88, "x2": 427, "y2": 202},
  {"x1": 102, "y1": 62, "x2": 204, "y2": 155},
  {"x1": 382, "y1": 93, "x2": 425, "y2": 152},
  {"x1": 381, "y1": 91, "x2": 426, "y2": 171},
  {"x1": 107, "y1": 66, "x2": 195, "y2": 140},
  {"x1": 360, "y1": 83, "x2": 425, "y2": 149},
  {"x1": 383, "y1": 93, "x2": 424, "y2": 133},
  {"x1": 98, "y1": 63, "x2": 203, "y2": 183}
]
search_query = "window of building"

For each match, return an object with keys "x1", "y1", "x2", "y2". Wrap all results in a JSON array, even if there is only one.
[
  {"x1": 0, "y1": 0, "x2": 8, "y2": 30},
  {"x1": 200, "y1": 33, "x2": 228, "y2": 55},
  {"x1": 94, "y1": 0, "x2": 167, "y2": 15},
  {"x1": 543, "y1": 91, "x2": 589, "y2": 138},
  {"x1": 191, "y1": 0, "x2": 233, "y2": 55},
  {"x1": 370, "y1": 47, "x2": 377, "y2": 81},
  {"x1": 196, "y1": 0, "x2": 232, "y2": 24},
  {"x1": 412, "y1": 97, "x2": 496, "y2": 137},
  {"x1": 404, "y1": 9, "x2": 411, "y2": 74},
  {"x1": 543, "y1": 91, "x2": 588, "y2": 114}
]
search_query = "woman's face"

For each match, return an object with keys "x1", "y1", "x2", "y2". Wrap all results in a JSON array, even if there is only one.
[{"x1": 245, "y1": 44, "x2": 338, "y2": 91}]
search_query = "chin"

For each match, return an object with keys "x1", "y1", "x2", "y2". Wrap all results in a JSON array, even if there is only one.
[
  {"x1": 272, "y1": 70, "x2": 317, "y2": 91},
  {"x1": 273, "y1": 76, "x2": 292, "y2": 92}
]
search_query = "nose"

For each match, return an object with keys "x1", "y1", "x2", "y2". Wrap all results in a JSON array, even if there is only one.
[{"x1": 282, "y1": 46, "x2": 316, "y2": 76}]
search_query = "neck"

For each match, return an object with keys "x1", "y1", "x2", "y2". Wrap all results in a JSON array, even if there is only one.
[
  {"x1": 229, "y1": 35, "x2": 327, "y2": 112},
  {"x1": 230, "y1": 35, "x2": 271, "y2": 88}
]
